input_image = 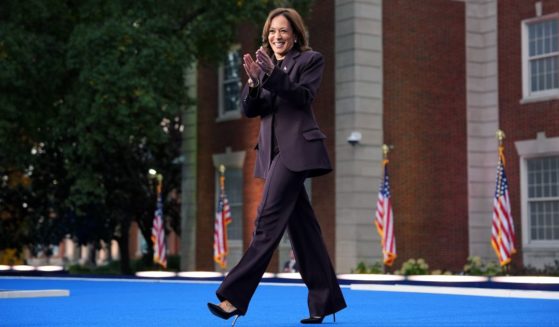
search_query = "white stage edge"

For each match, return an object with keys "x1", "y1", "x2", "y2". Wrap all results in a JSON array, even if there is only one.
[
  {"x1": 351, "y1": 284, "x2": 559, "y2": 300},
  {"x1": 0, "y1": 289, "x2": 70, "y2": 299}
]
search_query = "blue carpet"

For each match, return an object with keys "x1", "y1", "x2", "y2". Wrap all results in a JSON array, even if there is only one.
[{"x1": 0, "y1": 277, "x2": 558, "y2": 326}]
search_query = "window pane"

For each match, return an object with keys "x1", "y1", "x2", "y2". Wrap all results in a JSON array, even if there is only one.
[
  {"x1": 551, "y1": 20, "x2": 558, "y2": 52},
  {"x1": 529, "y1": 199, "x2": 559, "y2": 241},
  {"x1": 528, "y1": 156, "x2": 559, "y2": 241},
  {"x1": 528, "y1": 19, "x2": 559, "y2": 93},
  {"x1": 528, "y1": 156, "x2": 559, "y2": 199},
  {"x1": 539, "y1": 66, "x2": 546, "y2": 91},
  {"x1": 222, "y1": 49, "x2": 241, "y2": 114}
]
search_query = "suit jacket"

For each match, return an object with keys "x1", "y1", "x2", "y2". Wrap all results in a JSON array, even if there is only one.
[{"x1": 242, "y1": 49, "x2": 332, "y2": 179}]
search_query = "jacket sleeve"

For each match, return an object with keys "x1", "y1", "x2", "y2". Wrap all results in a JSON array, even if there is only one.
[
  {"x1": 241, "y1": 82, "x2": 274, "y2": 118},
  {"x1": 262, "y1": 51, "x2": 324, "y2": 109}
]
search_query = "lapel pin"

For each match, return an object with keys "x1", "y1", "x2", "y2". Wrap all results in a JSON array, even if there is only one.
[{"x1": 283, "y1": 66, "x2": 287, "y2": 71}]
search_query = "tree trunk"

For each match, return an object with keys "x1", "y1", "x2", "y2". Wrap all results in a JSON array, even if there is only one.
[
  {"x1": 118, "y1": 221, "x2": 132, "y2": 275},
  {"x1": 87, "y1": 243, "x2": 96, "y2": 268}
]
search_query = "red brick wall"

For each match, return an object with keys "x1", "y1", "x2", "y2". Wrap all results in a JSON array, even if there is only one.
[
  {"x1": 195, "y1": 57, "x2": 263, "y2": 270},
  {"x1": 195, "y1": 61, "x2": 217, "y2": 270},
  {"x1": 498, "y1": 0, "x2": 559, "y2": 268},
  {"x1": 307, "y1": 1, "x2": 337, "y2": 264},
  {"x1": 383, "y1": 0, "x2": 468, "y2": 271},
  {"x1": 195, "y1": 1, "x2": 336, "y2": 271}
]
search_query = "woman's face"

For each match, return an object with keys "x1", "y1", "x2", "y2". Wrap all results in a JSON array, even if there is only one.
[{"x1": 268, "y1": 15, "x2": 295, "y2": 60}]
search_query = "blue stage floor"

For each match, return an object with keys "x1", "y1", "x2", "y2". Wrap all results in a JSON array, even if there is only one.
[{"x1": 0, "y1": 277, "x2": 558, "y2": 326}]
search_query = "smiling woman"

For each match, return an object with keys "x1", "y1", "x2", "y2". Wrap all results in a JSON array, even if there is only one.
[
  {"x1": 207, "y1": 7, "x2": 346, "y2": 326},
  {"x1": 267, "y1": 15, "x2": 295, "y2": 60},
  {"x1": 261, "y1": 7, "x2": 311, "y2": 59}
]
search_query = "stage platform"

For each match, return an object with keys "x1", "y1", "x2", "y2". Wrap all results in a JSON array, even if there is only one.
[{"x1": 0, "y1": 276, "x2": 558, "y2": 326}]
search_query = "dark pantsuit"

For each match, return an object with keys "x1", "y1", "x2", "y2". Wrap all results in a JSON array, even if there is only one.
[{"x1": 216, "y1": 154, "x2": 346, "y2": 316}]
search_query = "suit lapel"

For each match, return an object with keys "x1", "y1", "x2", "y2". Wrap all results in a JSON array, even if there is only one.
[{"x1": 278, "y1": 49, "x2": 300, "y2": 76}]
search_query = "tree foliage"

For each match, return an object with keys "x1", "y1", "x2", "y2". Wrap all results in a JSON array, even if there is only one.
[{"x1": 0, "y1": 0, "x2": 312, "y2": 272}]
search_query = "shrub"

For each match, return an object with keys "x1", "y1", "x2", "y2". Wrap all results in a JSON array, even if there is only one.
[
  {"x1": 352, "y1": 261, "x2": 384, "y2": 274},
  {"x1": 132, "y1": 254, "x2": 180, "y2": 272},
  {"x1": 68, "y1": 255, "x2": 180, "y2": 275},
  {"x1": 515, "y1": 260, "x2": 559, "y2": 276},
  {"x1": 68, "y1": 260, "x2": 121, "y2": 275},
  {"x1": 430, "y1": 269, "x2": 452, "y2": 275},
  {"x1": 395, "y1": 258, "x2": 429, "y2": 275},
  {"x1": 463, "y1": 256, "x2": 502, "y2": 276}
]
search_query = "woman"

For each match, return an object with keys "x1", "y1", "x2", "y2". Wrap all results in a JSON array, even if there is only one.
[{"x1": 207, "y1": 8, "x2": 347, "y2": 325}]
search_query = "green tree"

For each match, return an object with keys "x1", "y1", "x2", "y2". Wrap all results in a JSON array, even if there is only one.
[
  {"x1": 1, "y1": 0, "x2": 312, "y2": 273},
  {"x1": 0, "y1": 0, "x2": 73, "y2": 259}
]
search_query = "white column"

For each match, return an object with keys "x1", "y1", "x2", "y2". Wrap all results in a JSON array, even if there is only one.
[
  {"x1": 335, "y1": 0, "x2": 384, "y2": 273},
  {"x1": 466, "y1": 0, "x2": 500, "y2": 261},
  {"x1": 180, "y1": 64, "x2": 198, "y2": 271}
]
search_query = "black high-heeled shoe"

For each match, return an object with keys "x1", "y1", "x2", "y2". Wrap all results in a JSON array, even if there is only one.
[
  {"x1": 300, "y1": 313, "x2": 336, "y2": 324},
  {"x1": 207, "y1": 303, "x2": 242, "y2": 326}
]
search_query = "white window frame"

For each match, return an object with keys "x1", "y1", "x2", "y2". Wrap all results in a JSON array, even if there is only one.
[
  {"x1": 516, "y1": 133, "x2": 559, "y2": 252},
  {"x1": 521, "y1": 13, "x2": 559, "y2": 103},
  {"x1": 217, "y1": 44, "x2": 242, "y2": 122},
  {"x1": 212, "y1": 148, "x2": 245, "y2": 270}
]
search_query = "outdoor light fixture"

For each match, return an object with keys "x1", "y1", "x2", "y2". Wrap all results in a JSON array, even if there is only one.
[{"x1": 347, "y1": 131, "x2": 362, "y2": 146}]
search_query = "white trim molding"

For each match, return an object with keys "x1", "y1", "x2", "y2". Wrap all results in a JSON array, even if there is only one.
[
  {"x1": 335, "y1": 0, "x2": 384, "y2": 273},
  {"x1": 520, "y1": 13, "x2": 559, "y2": 104},
  {"x1": 466, "y1": 0, "x2": 500, "y2": 262},
  {"x1": 515, "y1": 132, "x2": 559, "y2": 269}
]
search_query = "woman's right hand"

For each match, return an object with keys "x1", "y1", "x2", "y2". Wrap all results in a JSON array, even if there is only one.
[{"x1": 243, "y1": 53, "x2": 261, "y2": 83}]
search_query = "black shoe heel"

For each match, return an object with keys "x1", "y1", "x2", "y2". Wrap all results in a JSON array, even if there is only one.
[
  {"x1": 300, "y1": 313, "x2": 336, "y2": 324},
  {"x1": 207, "y1": 303, "x2": 242, "y2": 326}
]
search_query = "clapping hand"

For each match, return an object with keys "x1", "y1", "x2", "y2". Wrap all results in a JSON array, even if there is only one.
[
  {"x1": 255, "y1": 47, "x2": 274, "y2": 75},
  {"x1": 243, "y1": 53, "x2": 261, "y2": 83}
]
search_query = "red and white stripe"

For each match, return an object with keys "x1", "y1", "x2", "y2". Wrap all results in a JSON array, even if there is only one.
[
  {"x1": 151, "y1": 194, "x2": 167, "y2": 268},
  {"x1": 490, "y1": 149, "x2": 516, "y2": 266},
  {"x1": 375, "y1": 161, "x2": 397, "y2": 266},
  {"x1": 214, "y1": 190, "x2": 232, "y2": 268}
]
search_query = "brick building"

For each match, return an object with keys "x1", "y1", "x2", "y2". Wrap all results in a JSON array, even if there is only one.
[{"x1": 179, "y1": 0, "x2": 559, "y2": 273}]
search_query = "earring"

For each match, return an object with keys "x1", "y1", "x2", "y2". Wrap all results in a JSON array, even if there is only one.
[{"x1": 295, "y1": 40, "x2": 298, "y2": 43}]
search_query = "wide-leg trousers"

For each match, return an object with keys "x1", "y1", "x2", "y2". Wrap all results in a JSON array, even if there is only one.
[{"x1": 216, "y1": 154, "x2": 347, "y2": 316}]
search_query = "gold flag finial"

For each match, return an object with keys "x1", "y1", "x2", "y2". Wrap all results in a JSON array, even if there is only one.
[
  {"x1": 382, "y1": 144, "x2": 390, "y2": 158},
  {"x1": 496, "y1": 129, "x2": 505, "y2": 145},
  {"x1": 219, "y1": 164, "x2": 226, "y2": 175}
]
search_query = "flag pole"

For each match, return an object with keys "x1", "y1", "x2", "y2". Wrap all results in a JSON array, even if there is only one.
[
  {"x1": 496, "y1": 129, "x2": 510, "y2": 275},
  {"x1": 150, "y1": 169, "x2": 167, "y2": 269},
  {"x1": 219, "y1": 164, "x2": 227, "y2": 270},
  {"x1": 496, "y1": 129, "x2": 506, "y2": 166},
  {"x1": 214, "y1": 164, "x2": 231, "y2": 270},
  {"x1": 382, "y1": 144, "x2": 389, "y2": 164},
  {"x1": 219, "y1": 164, "x2": 226, "y2": 195},
  {"x1": 375, "y1": 144, "x2": 397, "y2": 267},
  {"x1": 382, "y1": 144, "x2": 390, "y2": 270}
]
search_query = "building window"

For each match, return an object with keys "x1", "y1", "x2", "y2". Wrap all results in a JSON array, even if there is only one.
[
  {"x1": 527, "y1": 156, "x2": 559, "y2": 241},
  {"x1": 516, "y1": 133, "x2": 559, "y2": 268},
  {"x1": 218, "y1": 45, "x2": 242, "y2": 121},
  {"x1": 213, "y1": 149, "x2": 245, "y2": 270},
  {"x1": 216, "y1": 167, "x2": 243, "y2": 240},
  {"x1": 522, "y1": 15, "x2": 559, "y2": 101}
]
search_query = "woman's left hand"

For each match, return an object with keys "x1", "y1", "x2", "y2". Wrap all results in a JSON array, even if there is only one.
[{"x1": 255, "y1": 47, "x2": 274, "y2": 75}]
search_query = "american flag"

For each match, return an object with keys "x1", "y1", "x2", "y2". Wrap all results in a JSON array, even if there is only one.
[
  {"x1": 151, "y1": 180, "x2": 167, "y2": 268},
  {"x1": 375, "y1": 160, "x2": 397, "y2": 266},
  {"x1": 491, "y1": 146, "x2": 516, "y2": 266},
  {"x1": 214, "y1": 174, "x2": 232, "y2": 269}
]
